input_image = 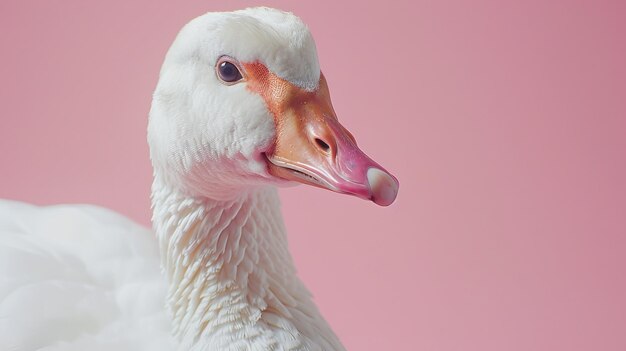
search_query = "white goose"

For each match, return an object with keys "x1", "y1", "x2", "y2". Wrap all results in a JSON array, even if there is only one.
[{"x1": 0, "y1": 7, "x2": 398, "y2": 351}]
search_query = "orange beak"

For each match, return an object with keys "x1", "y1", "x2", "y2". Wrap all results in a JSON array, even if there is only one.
[{"x1": 244, "y1": 62, "x2": 399, "y2": 206}]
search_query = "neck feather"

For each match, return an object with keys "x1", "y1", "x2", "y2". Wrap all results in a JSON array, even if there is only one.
[{"x1": 151, "y1": 176, "x2": 344, "y2": 351}]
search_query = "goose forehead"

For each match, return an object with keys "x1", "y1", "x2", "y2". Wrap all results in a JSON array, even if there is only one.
[{"x1": 176, "y1": 8, "x2": 320, "y2": 91}]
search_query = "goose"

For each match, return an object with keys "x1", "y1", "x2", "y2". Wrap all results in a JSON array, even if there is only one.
[{"x1": 0, "y1": 7, "x2": 399, "y2": 351}]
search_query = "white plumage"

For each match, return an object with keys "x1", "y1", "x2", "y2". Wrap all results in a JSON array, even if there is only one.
[
  {"x1": 0, "y1": 7, "x2": 398, "y2": 351},
  {"x1": 0, "y1": 200, "x2": 174, "y2": 350}
]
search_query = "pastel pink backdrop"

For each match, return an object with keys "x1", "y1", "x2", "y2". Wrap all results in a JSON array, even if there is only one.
[{"x1": 1, "y1": 1, "x2": 625, "y2": 350}]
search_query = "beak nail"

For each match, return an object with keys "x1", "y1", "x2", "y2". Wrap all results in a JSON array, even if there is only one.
[{"x1": 367, "y1": 168, "x2": 399, "y2": 206}]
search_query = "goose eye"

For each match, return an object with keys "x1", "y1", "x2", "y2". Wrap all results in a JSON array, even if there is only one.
[{"x1": 216, "y1": 58, "x2": 243, "y2": 84}]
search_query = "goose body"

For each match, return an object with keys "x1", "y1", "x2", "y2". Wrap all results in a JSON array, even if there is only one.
[
  {"x1": 0, "y1": 200, "x2": 174, "y2": 350},
  {"x1": 0, "y1": 7, "x2": 398, "y2": 351}
]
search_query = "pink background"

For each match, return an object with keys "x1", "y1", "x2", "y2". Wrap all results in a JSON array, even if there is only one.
[{"x1": 1, "y1": 1, "x2": 625, "y2": 350}]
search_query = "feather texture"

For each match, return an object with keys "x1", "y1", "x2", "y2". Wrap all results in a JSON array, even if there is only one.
[{"x1": 151, "y1": 179, "x2": 344, "y2": 350}]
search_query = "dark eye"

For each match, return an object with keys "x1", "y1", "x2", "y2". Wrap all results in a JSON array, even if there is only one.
[{"x1": 216, "y1": 58, "x2": 243, "y2": 84}]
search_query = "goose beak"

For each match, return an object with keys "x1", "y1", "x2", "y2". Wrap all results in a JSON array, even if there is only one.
[{"x1": 244, "y1": 63, "x2": 399, "y2": 206}]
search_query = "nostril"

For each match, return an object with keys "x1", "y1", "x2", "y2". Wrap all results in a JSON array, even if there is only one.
[{"x1": 315, "y1": 138, "x2": 331, "y2": 153}]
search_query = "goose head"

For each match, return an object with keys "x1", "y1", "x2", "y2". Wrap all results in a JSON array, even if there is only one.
[{"x1": 148, "y1": 7, "x2": 398, "y2": 205}]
